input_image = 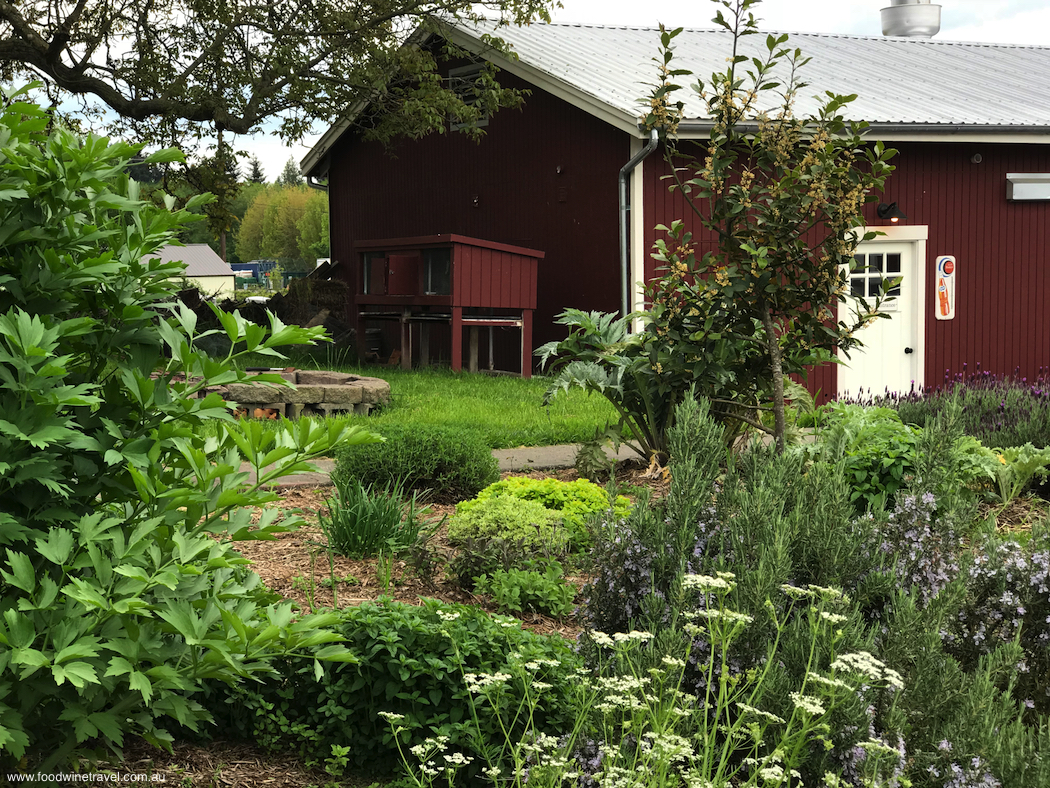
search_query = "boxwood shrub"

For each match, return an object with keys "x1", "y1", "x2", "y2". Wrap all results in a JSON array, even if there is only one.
[{"x1": 332, "y1": 423, "x2": 499, "y2": 500}]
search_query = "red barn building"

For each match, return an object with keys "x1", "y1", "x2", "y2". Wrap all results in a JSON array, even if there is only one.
[{"x1": 302, "y1": 16, "x2": 1050, "y2": 395}]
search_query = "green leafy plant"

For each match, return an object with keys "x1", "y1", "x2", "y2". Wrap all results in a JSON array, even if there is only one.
[
  {"x1": 803, "y1": 403, "x2": 920, "y2": 511},
  {"x1": 987, "y1": 443, "x2": 1050, "y2": 506},
  {"x1": 332, "y1": 423, "x2": 498, "y2": 500},
  {"x1": 447, "y1": 496, "x2": 566, "y2": 551},
  {"x1": 542, "y1": 0, "x2": 897, "y2": 459},
  {"x1": 474, "y1": 563, "x2": 577, "y2": 618},
  {"x1": 448, "y1": 537, "x2": 535, "y2": 591},
  {"x1": 200, "y1": 599, "x2": 578, "y2": 776},
  {"x1": 459, "y1": 477, "x2": 631, "y2": 549},
  {"x1": 574, "y1": 427, "x2": 617, "y2": 481},
  {"x1": 318, "y1": 477, "x2": 433, "y2": 559},
  {"x1": 0, "y1": 86, "x2": 369, "y2": 771}
]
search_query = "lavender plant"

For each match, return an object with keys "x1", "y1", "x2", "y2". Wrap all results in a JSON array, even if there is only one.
[{"x1": 849, "y1": 364, "x2": 1050, "y2": 451}]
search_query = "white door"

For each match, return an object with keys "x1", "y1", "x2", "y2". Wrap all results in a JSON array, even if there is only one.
[{"x1": 837, "y1": 241, "x2": 922, "y2": 399}]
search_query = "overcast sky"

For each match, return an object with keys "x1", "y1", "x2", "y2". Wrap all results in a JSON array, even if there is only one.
[{"x1": 245, "y1": 0, "x2": 1050, "y2": 181}]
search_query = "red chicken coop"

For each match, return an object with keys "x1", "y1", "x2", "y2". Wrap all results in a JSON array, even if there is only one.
[{"x1": 352, "y1": 234, "x2": 542, "y2": 377}]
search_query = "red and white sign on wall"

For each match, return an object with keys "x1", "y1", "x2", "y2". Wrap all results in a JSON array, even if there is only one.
[{"x1": 935, "y1": 255, "x2": 956, "y2": 320}]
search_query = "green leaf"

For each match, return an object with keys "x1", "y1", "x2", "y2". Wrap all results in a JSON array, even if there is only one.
[
  {"x1": 3, "y1": 549, "x2": 34, "y2": 593},
  {"x1": 52, "y1": 661, "x2": 99, "y2": 688},
  {"x1": 36, "y1": 528, "x2": 74, "y2": 565},
  {"x1": 54, "y1": 640, "x2": 101, "y2": 664},
  {"x1": 128, "y1": 670, "x2": 154, "y2": 703}
]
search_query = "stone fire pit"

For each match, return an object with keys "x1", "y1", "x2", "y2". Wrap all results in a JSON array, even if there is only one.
[{"x1": 224, "y1": 370, "x2": 391, "y2": 419}]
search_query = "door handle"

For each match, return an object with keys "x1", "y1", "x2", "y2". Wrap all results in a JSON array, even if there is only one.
[{"x1": 904, "y1": 347, "x2": 914, "y2": 354}]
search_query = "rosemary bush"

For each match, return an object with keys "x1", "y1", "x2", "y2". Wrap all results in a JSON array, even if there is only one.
[{"x1": 580, "y1": 394, "x2": 1049, "y2": 788}]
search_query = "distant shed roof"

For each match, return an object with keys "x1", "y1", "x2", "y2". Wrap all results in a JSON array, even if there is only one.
[{"x1": 150, "y1": 244, "x2": 235, "y2": 278}]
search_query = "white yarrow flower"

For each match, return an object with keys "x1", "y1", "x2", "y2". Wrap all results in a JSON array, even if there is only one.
[
  {"x1": 684, "y1": 574, "x2": 734, "y2": 591},
  {"x1": 820, "y1": 611, "x2": 848, "y2": 624},
  {"x1": 736, "y1": 703, "x2": 786, "y2": 724},
  {"x1": 789, "y1": 692, "x2": 827, "y2": 716}
]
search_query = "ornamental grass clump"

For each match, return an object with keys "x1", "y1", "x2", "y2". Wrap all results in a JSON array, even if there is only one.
[{"x1": 318, "y1": 476, "x2": 432, "y2": 558}]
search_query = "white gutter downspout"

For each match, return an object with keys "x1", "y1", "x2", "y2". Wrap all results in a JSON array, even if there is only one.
[{"x1": 618, "y1": 129, "x2": 659, "y2": 320}]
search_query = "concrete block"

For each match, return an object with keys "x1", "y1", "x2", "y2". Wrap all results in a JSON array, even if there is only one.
[
  {"x1": 317, "y1": 403, "x2": 357, "y2": 417},
  {"x1": 284, "y1": 385, "x2": 327, "y2": 404},
  {"x1": 356, "y1": 378, "x2": 392, "y2": 404},
  {"x1": 226, "y1": 383, "x2": 285, "y2": 404},
  {"x1": 242, "y1": 403, "x2": 286, "y2": 419},
  {"x1": 296, "y1": 370, "x2": 356, "y2": 386},
  {"x1": 320, "y1": 385, "x2": 363, "y2": 404}
]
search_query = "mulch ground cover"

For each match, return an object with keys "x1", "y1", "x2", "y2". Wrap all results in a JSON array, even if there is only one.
[{"x1": 96, "y1": 462, "x2": 663, "y2": 786}]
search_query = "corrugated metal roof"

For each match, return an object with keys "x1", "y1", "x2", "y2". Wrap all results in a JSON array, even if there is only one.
[
  {"x1": 456, "y1": 21, "x2": 1050, "y2": 131},
  {"x1": 150, "y1": 244, "x2": 235, "y2": 278},
  {"x1": 301, "y1": 19, "x2": 1050, "y2": 175}
]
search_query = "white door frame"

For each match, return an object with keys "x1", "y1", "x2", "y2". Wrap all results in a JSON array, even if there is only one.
[{"x1": 840, "y1": 224, "x2": 929, "y2": 396}]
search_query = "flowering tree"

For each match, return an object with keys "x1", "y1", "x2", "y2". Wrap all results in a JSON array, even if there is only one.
[{"x1": 642, "y1": 0, "x2": 897, "y2": 451}]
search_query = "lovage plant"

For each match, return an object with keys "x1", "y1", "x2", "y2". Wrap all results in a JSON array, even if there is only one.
[{"x1": 0, "y1": 86, "x2": 372, "y2": 771}]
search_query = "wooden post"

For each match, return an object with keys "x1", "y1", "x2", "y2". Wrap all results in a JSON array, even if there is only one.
[
  {"x1": 400, "y1": 308, "x2": 412, "y2": 370},
  {"x1": 469, "y1": 326, "x2": 479, "y2": 373},
  {"x1": 521, "y1": 309, "x2": 533, "y2": 378},
  {"x1": 451, "y1": 307, "x2": 463, "y2": 372}
]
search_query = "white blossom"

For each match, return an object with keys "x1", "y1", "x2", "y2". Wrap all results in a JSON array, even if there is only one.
[
  {"x1": 806, "y1": 671, "x2": 850, "y2": 690},
  {"x1": 683, "y1": 573, "x2": 734, "y2": 591},
  {"x1": 443, "y1": 753, "x2": 474, "y2": 765},
  {"x1": 464, "y1": 672, "x2": 512, "y2": 693},
  {"x1": 736, "y1": 702, "x2": 786, "y2": 724},
  {"x1": 790, "y1": 692, "x2": 827, "y2": 716}
]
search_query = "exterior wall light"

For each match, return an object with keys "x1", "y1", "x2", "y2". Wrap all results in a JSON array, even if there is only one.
[{"x1": 877, "y1": 202, "x2": 908, "y2": 222}]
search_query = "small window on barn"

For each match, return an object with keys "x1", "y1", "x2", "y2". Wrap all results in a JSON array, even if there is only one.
[
  {"x1": 448, "y1": 64, "x2": 490, "y2": 131},
  {"x1": 423, "y1": 248, "x2": 452, "y2": 295}
]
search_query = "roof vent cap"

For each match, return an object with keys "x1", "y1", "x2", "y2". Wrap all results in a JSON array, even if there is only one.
[{"x1": 882, "y1": 0, "x2": 941, "y2": 38}]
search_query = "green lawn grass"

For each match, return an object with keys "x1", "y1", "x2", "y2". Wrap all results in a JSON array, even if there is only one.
[{"x1": 234, "y1": 357, "x2": 617, "y2": 449}]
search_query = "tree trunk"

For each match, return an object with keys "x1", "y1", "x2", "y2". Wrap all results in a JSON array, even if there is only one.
[{"x1": 760, "y1": 302, "x2": 786, "y2": 454}]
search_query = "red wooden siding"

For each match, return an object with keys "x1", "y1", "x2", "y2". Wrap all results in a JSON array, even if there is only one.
[
  {"x1": 327, "y1": 63, "x2": 629, "y2": 370},
  {"x1": 644, "y1": 141, "x2": 1050, "y2": 398}
]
